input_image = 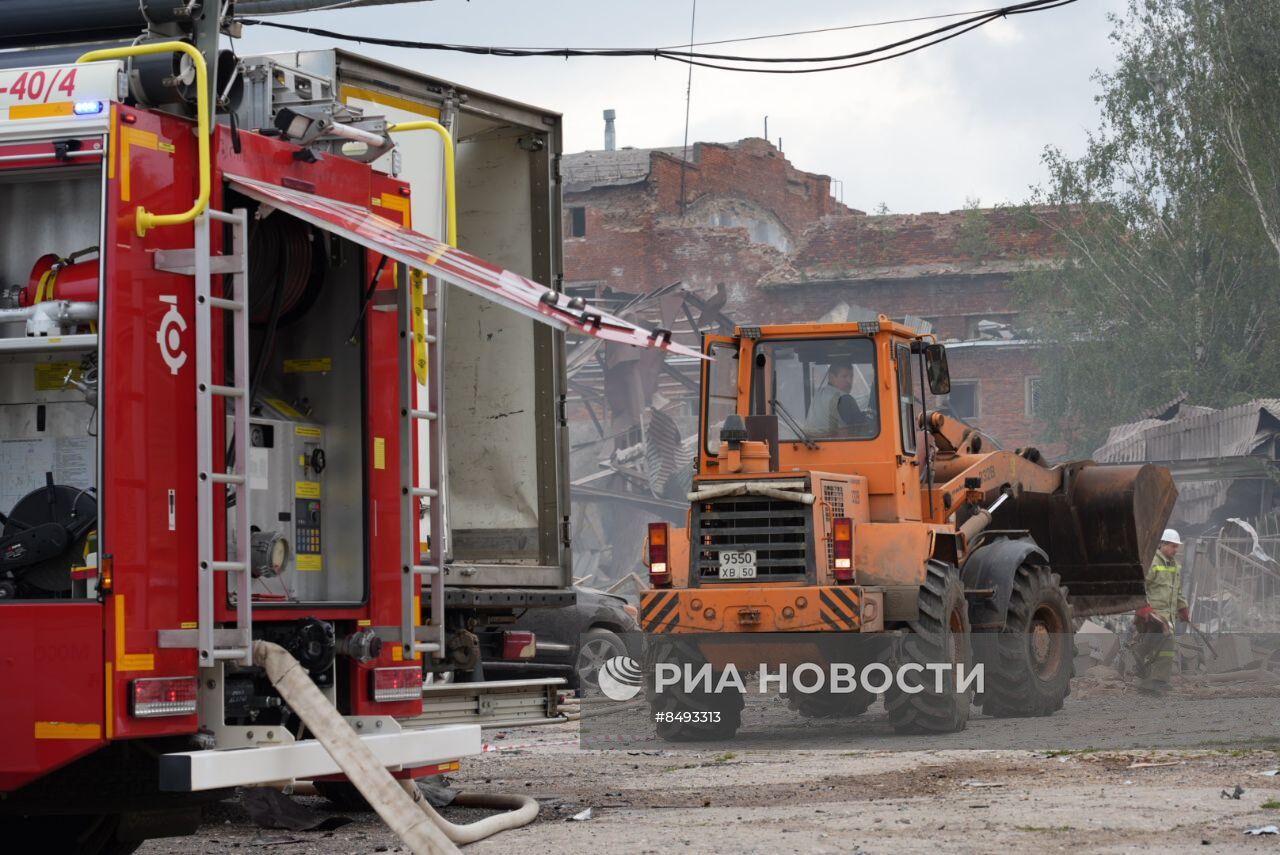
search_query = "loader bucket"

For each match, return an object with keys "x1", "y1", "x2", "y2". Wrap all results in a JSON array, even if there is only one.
[{"x1": 1000, "y1": 463, "x2": 1177, "y2": 618}]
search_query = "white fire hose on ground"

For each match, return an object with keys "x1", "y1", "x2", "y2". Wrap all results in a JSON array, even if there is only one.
[
  {"x1": 254, "y1": 641, "x2": 540, "y2": 852},
  {"x1": 398, "y1": 783, "x2": 540, "y2": 845}
]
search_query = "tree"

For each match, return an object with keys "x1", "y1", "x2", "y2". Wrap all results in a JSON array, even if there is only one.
[{"x1": 1019, "y1": 0, "x2": 1280, "y2": 455}]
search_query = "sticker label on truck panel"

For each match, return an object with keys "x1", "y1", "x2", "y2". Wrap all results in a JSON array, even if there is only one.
[
  {"x1": 34, "y1": 362, "x2": 79, "y2": 391},
  {"x1": 283, "y1": 357, "x2": 333, "y2": 374},
  {"x1": 249, "y1": 447, "x2": 269, "y2": 490},
  {"x1": 295, "y1": 554, "x2": 322, "y2": 572},
  {"x1": 295, "y1": 481, "x2": 320, "y2": 499}
]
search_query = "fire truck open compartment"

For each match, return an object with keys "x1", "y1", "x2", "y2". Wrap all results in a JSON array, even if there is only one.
[
  {"x1": 0, "y1": 162, "x2": 103, "y2": 601},
  {"x1": 230, "y1": 202, "x2": 368, "y2": 607},
  {"x1": 299, "y1": 49, "x2": 575, "y2": 590}
]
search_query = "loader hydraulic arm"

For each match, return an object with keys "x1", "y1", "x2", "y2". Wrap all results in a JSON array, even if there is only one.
[
  {"x1": 941, "y1": 453, "x2": 1062, "y2": 545},
  {"x1": 925, "y1": 410, "x2": 984, "y2": 456}
]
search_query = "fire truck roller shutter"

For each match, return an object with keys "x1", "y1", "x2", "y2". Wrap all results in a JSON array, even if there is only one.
[
  {"x1": 0, "y1": 2, "x2": 178, "y2": 50},
  {"x1": 222, "y1": 174, "x2": 703, "y2": 357}
]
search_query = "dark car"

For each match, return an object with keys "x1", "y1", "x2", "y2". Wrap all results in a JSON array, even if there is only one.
[{"x1": 482, "y1": 586, "x2": 644, "y2": 692}]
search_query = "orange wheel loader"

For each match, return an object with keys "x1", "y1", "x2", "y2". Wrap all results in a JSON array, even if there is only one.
[{"x1": 639, "y1": 317, "x2": 1175, "y2": 740}]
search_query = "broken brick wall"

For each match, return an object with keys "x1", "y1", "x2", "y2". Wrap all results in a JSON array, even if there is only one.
[{"x1": 562, "y1": 139, "x2": 1066, "y2": 459}]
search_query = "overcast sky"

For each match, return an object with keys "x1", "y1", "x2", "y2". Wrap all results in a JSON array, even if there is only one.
[{"x1": 237, "y1": 0, "x2": 1126, "y2": 214}]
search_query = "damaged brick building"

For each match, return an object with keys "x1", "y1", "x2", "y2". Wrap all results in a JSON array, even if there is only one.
[{"x1": 562, "y1": 137, "x2": 1067, "y2": 459}]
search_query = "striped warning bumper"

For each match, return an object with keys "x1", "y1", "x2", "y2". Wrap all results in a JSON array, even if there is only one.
[{"x1": 640, "y1": 586, "x2": 865, "y2": 634}]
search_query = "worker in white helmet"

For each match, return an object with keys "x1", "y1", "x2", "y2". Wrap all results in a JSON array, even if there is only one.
[{"x1": 1133, "y1": 528, "x2": 1190, "y2": 695}]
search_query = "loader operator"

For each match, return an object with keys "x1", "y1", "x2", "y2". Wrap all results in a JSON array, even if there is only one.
[
  {"x1": 1133, "y1": 528, "x2": 1190, "y2": 695},
  {"x1": 805, "y1": 362, "x2": 873, "y2": 437}
]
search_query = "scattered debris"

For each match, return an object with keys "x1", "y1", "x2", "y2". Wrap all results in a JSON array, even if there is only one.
[
  {"x1": 1128, "y1": 761, "x2": 1184, "y2": 769},
  {"x1": 240, "y1": 788, "x2": 353, "y2": 832},
  {"x1": 253, "y1": 835, "x2": 306, "y2": 847},
  {"x1": 1260, "y1": 770, "x2": 1279, "y2": 777},
  {"x1": 1243, "y1": 825, "x2": 1278, "y2": 836},
  {"x1": 569, "y1": 807, "x2": 594, "y2": 822},
  {"x1": 416, "y1": 780, "x2": 458, "y2": 808},
  {"x1": 961, "y1": 780, "x2": 1007, "y2": 788},
  {"x1": 1220, "y1": 785, "x2": 1244, "y2": 800}
]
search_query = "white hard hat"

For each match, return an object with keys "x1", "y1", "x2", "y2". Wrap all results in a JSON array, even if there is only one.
[{"x1": 1161, "y1": 528, "x2": 1182, "y2": 545}]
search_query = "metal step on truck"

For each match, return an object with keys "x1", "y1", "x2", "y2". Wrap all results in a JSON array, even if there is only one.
[{"x1": 0, "y1": 4, "x2": 696, "y2": 851}]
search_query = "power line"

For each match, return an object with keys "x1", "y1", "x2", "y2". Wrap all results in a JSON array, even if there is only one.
[
  {"x1": 659, "y1": 7, "x2": 1003, "y2": 50},
  {"x1": 679, "y1": 0, "x2": 697, "y2": 219},
  {"x1": 239, "y1": 0, "x2": 1077, "y2": 75},
  {"x1": 242, "y1": 5, "x2": 1010, "y2": 51}
]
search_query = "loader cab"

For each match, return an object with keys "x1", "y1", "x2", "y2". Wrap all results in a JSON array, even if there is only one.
[{"x1": 698, "y1": 318, "x2": 940, "y2": 523}]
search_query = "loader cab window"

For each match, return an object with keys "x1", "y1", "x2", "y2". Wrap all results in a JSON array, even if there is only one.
[
  {"x1": 703, "y1": 341, "x2": 740, "y2": 455},
  {"x1": 755, "y1": 337, "x2": 878, "y2": 442},
  {"x1": 896, "y1": 343, "x2": 918, "y2": 455}
]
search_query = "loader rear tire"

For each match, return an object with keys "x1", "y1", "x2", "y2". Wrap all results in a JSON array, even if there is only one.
[
  {"x1": 885, "y1": 561, "x2": 972, "y2": 734},
  {"x1": 645, "y1": 640, "x2": 743, "y2": 742},
  {"x1": 979, "y1": 563, "x2": 1074, "y2": 717}
]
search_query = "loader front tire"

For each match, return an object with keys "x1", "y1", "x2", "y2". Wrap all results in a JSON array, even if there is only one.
[
  {"x1": 885, "y1": 561, "x2": 972, "y2": 734},
  {"x1": 645, "y1": 640, "x2": 743, "y2": 742},
  {"x1": 979, "y1": 563, "x2": 1074, "y2": 717}
]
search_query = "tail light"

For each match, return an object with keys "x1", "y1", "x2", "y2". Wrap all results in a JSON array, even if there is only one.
[
  {"x1": 130, "y1": 676, "x2": 197, "y2": 718},
  {"x1": 370, "y1": 666, "x2": 423, "y2": 702},
  {"x1": 99, "y1": 554, "x2": 113, "y2": 593},
  {"x1": 648, "y1": 522, "x2": 671, "y2": 588},
  {"x1": 502, "y1": 630, "x2": 536, "y2": 660},
  {"x1": 833, "y1": 516, "x2": 853, "y2": 581}
]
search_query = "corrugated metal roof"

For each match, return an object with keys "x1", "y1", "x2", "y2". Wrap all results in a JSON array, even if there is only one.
[
  {"x1": 1094, "y1": 399, "x2": 1280, "y2": 527},
  {"x1": 1095, "y1": 399, "x2": 1280, "y2": 463}
]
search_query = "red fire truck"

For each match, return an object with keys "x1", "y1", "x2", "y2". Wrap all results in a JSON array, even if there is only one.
[{"x1": 0, "y1": 29, "x2": 692, "y2": 854}]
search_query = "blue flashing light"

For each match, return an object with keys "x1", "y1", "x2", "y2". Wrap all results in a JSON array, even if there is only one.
[{"x1": 73, "y1": 101, "x2": 105, "y2": 116}]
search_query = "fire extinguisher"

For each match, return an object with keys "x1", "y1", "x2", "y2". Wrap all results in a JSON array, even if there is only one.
[{"x1": 20, "y1": 247, "x2": 100, "y2": 306}]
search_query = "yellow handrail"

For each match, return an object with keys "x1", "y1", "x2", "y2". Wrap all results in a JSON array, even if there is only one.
[
  {"x1": 386, "y1": 120, "x2": 457, "y2": 248},
  {"x1": 77, "y1": 42, "x2": 211, "y2": 237}
]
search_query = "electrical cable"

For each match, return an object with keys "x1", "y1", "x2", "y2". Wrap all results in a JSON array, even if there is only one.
[
  {"x1": 659, "y1": 7, "x2": 1004, "y2": 49},
  {"x1": 239, "y1": 0, "x2": 1078, "y2": 74}
]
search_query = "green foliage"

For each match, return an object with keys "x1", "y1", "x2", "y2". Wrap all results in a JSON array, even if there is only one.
[
  {"x1": 956, "y1": 196, "x2": 995, "y2": 264},
  {"x1": 1018, "y1": 0, "x2": 1280, "y2": 454}
]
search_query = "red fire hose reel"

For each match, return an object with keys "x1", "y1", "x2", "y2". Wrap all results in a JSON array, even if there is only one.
[{"x1": 19, "y1": 248, "x2": 100, "y2": 306}]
